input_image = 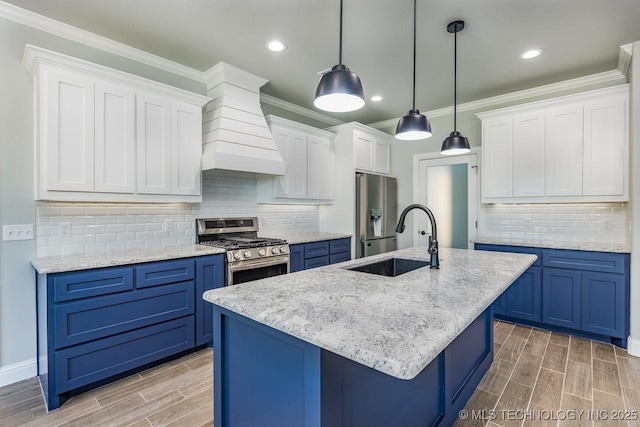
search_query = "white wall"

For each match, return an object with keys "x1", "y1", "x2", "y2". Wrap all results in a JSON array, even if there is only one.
[{"x1": 629, "y1": 42, "x2": 640, "y2": 355}]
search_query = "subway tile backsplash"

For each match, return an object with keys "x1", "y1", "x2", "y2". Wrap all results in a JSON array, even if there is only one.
[
  {"x1": 35, "y1": 170, "x2": 319, "y2": 257},
  {"x1": 478, "y1": 203, "x2": 629, "y2": 247}
]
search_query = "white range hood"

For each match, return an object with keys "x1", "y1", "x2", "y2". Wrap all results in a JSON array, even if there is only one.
[{"x1": 202, "y1": 62, "x2": 285, "y2": 175}]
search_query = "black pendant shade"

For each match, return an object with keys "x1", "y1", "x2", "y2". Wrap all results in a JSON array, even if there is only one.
[
  {"x1": 441, "y1": 20, "x2": 471, "y2": 155},
  {"x1": 395, "y1": 0, "x2": 432, "y2": 140},
  {"x1": 314, "y1": 64, "x2": 365, "y2": 112},
  {"x1": 395, "y1": 109, "x2": 432, "y2": 140},
  {"x1": 313, "y1": 0, "x2": 365, "y2": 113}
]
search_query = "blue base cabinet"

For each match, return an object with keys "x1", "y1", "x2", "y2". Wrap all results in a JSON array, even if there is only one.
[
  {"x1": 290, "y1": 238, "x2": 351, "y2": 273},
  {"x1": 37, "y1": 254, "x2": 224, "y2": 410},
  {"x1": 213, "y1": 305, "x2": 493, "y2": 427},
  {"x1": 475, "y1": 244, "x2": 629, "y2": 346}
]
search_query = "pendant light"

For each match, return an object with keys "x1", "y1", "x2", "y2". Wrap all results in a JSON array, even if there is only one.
[
  {"x1": 441, "y1": 20, "x2": 471, "y2": 155},
  {"x1": 314, "y1": 0, "x2": 365, "y2": 113},
  {"x1": 395, "y1": 0, "x2": 432, "y2": 140}
]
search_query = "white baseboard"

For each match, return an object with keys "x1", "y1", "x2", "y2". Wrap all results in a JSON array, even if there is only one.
[
  {"x1": 628, "y1": 337, "x2": 640, "y2": 357},
  {"x1": 0, "y1": 358, "x2": 37, "y2": 387}
]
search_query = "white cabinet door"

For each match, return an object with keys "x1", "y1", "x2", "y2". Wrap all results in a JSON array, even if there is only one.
[
  {"x1": 583, "y1": 95, "x2": 625, "y2": 196},
  {"x1": 482, "y1": 118, "x2": 513, "y2": 198},
  {"x1": 354, "y1": 130, "x2": 374, "y2": 171},
  {"x1": 512, "y1": 113, "x2": 544, "y2": 197},
  {"x1": 44, "y1": 68, "x2": 95, "y2": 192},
  {"x1": 307, "y1": 136, "x2": 335, "y2": 200},
  {"x1": 545, "y1": 106, "x2": 583, "y2": 196},
  {"x1": 136, "y1": 93, "x2": 171, "y2": 194},
  {"x1": 171, "y1": 101, "x2": 202, "y2": 196},
  {"x1": 273, "y1": 128, "x2": 307, "y2": 199},
  {"x1": 94, "y1": 82, "x2": 135, "y2": 193},
  {"x1": 373, "y1": 139, "x2": 391, "y2": 174}
]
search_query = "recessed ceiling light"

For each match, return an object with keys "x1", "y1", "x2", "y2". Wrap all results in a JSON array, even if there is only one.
[
  {"x1": 371, "y1": 95, "x2": 383, "y2": 102},
  {"x1": 520, "y1": 48, "x2": 543, "y2": 59},
  {"x1": 266, "y1": 40, "x2": 287, "y2": 52}
]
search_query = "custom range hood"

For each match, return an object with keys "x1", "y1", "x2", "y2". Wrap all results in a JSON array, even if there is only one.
[{"x1": 202, "y1": 62, "x2": 285, "y2": 175}]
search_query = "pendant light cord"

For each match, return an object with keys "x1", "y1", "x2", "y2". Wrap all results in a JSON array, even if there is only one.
[
  {"x1": 453, "y1": 26, "x2": 457, "y2": 131},
  {"x1": 338, "y1": 0, "x2": 343, "y2": 65},
  {"x1": 412, "y1": 0, "x2": 417, "y2": 110}
]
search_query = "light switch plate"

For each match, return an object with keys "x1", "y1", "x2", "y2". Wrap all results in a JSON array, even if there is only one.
[{"x1": 3, "y1": 224, "x2": 34, "y2": 241}]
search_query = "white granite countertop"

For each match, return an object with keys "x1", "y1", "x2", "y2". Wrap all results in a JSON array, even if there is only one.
[
  {"x1": 260, "y1": 231, "x2": 352, "y2": 245},
  {"x1": 473, "y1": 237, "x2": 631, "y2": 253},
  {"x1": 203, "y1": 247, "x2": 536, "y2": 380},
  {"x1": 31, "y1": 244, "x2": 226, "y2": 274}
]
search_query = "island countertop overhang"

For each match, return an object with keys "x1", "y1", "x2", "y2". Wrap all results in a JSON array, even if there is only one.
[{"x1": 203, "y1": 247, "x2": 537, "y2": 380}]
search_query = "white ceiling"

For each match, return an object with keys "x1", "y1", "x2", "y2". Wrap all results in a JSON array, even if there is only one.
[{"x1": 6, "y1": 0, "x2": 640, "y2": 125}]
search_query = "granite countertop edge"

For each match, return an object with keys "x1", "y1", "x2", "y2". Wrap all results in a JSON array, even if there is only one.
[
  {"x1": 265, "y1": 232, "x2": 352, "y2": 245},
  {"x1": 203, "y1": 247, "x2": 537, "y2": 380},
  {"x1": 31, "y1": 244, "x2": 226, "y2": 274},
  {"x1": 472, "y1": 238, "x2": 631, "y2": 254}
]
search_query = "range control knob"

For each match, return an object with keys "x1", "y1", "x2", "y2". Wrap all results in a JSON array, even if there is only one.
[
  {"x1": 271, "y1": 247, "x2": 279, "y2": 254},
  {"x1": 279, "y1": 247, "x2": 286, "y2": 253},
  {"x1": 233, "y1": 252, "x2": 242, "y2": 260},
  {"x1": 258, "y1": 249, "x2": 266, "y2": 257},
  {"x1": 244, "y1": 250, "x2": 252, "y2": 259}
]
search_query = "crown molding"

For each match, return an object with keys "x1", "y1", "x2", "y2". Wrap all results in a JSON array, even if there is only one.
[
  {"x1": 0, "y1": 0, "x2": 205, "y2": 82},
  {"x1": 368, "y1": 69, "x2": 626, "y2": 130},
  {"x1": 618, "y1": 43, "x2": 633, "y2": 78},
  {"x1": 260, "y1": 94, "x2": 344, "y2": 127}
]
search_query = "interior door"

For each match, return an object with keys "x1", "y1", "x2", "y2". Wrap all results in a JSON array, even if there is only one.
[{"x1": 415, "y1": 154, "x2": 478, "y2": 249}]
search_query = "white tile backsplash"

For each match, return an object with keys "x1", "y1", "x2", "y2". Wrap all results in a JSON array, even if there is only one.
[
  {"x1": 35, "y1": 170, "x2": 319, "y2": 256},
  {"x1": 478, "y1": 203, "x2": 629, "y2": 247}
]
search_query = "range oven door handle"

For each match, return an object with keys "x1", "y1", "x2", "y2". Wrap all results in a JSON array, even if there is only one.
[{"x1": 227, "y1": 256, "x2": 290, "y2": 273}]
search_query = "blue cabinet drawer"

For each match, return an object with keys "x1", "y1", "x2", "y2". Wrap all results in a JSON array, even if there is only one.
[
  {"x1": 135, "y1": 259, "x2": 194, "y2": 288},
  {"x1": 52, "y1": 267, "x2": 134, "y2": 302},
  {"x1": 304, "y1": 241, "x2": 329, "y2": 258},
  {"x1": 54, "y1": 281, "x2": 195, "y2": 349},
  {"x1": 474, "y1": 244, "x2": 542, "y2": 266},
  {"x1": 329, "y1": 238, "x2": 350, "y2": 254},
  {"x1": 330, "y1": 253, "x2": 351, "y2": 264},
  {"x1": 54, "y1": 316, "x2": 195, "y2": 393},
  {"x1": 305, "y1": 256, "x2": 329, "y2": 270},
  {"x1": 542, "y1": 250, "x2": 627, "y2": 274}
]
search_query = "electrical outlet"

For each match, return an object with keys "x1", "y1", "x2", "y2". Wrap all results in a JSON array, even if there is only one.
[
  {"x1": 603, "y1": 219, "x2": 611, "y2": 230},
  {"x1": 525, "y1": 218, "x2": 531, "y2": 228},
  {"x1": 3, "y1": 224, "x2": 34, "y2": 241},
  {"x1": 59, "y1": 222, "x2": 71, "y2": 237},
  {"x1": 164, "y1": 220, "x2": 173, "y2": 232}
]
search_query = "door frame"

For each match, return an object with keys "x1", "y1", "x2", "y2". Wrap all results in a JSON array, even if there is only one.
[{"x1": 412, "y1": 147, "x2": 481, "y2": 249}]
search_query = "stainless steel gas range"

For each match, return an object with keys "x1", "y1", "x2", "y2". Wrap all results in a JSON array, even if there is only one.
[{"x1": 196, "y1": 217, "x2": 289, "y2": 286}]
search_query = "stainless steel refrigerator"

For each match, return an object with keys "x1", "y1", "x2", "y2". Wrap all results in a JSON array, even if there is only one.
[{"x1": 355, "y1": 173, "x2": 398, "y2": 258}]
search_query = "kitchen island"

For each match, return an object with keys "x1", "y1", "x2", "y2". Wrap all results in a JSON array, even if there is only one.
[{"x1": 203, "y1": 247, "x2": 537, "y2": 427}]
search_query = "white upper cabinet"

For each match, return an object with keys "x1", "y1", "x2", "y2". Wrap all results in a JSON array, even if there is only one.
[
  {"x1": 353, "y1": 129, "x2": 391, "y2": 174},
  {"x1": 24, "y1": 45, "x2": 210, "y2": 203},
  {"x1": 43, "y1": 68, "x2": 95, "y2": 192},
  {"x1": 482, "y1": 118, "x2": 512, "y2": 198},
  {"x1": 258, "y1": 116, "x2": 335, "y2": 203},
  {"x1": 94, "y1": 82, "x2": 135, "y2": 194},
  {"x1": 582, "y1": 95, "x2": 626, "y2": 196},
  {"x1": 477, "y1": 85, "x2": 629, "y2": 203},
  {"x1": 512, "y1": 113, "x2": 545, "y2": 197}
]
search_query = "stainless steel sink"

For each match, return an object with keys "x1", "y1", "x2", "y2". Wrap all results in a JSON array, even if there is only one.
[{"x1": 347, "y1": 258, "x2": 429, "y2": 277}]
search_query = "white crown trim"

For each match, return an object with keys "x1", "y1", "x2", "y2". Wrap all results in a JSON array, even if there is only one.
[
  {"x1": 0, "y1": 0, "x2": 205, "y2": 82},
  {"x1": 618, "y1": 43, "x2": 633, "y2": 77},
  {"x1": 260, "y1": 94, "x2": 344, "y2": 127},
  {"x1": 368, "y1": 69, "x2": 626, "y2": 130}
]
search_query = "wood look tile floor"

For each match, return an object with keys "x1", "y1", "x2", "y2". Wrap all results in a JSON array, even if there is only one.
[{"x1": 1, "y1": 322, "x2": 640, "y2": 426}]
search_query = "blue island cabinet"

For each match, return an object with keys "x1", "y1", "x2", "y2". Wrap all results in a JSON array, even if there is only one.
[
  {"x1": 212, "y1": 305, "x2": 493, "y2": 427},
  {"x1": 290, "y1": 237, "x2": 351, "y2": 272},
  {"x1": 37, "y1": 254, "x2": 224, "y2": 410}
]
